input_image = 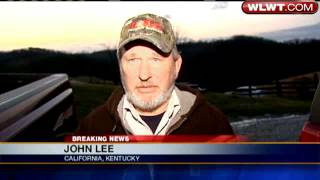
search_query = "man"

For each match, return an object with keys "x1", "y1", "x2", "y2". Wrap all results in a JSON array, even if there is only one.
[{"x1": 77, "y1": 13, "x2": 234, "y2": 135}]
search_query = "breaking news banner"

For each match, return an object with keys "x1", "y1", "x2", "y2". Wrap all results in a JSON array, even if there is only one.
[
  {"x1": 65, "y1": 135, "x2": 246, "y2": 143},
  {"x1": 0, "y1": 135, "x2": 320, "y2": 164},
  {"x1": 242, "y1": 0, "x2": 318, "y2": 14}
]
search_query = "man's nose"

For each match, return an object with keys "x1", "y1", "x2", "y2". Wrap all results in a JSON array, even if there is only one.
[{"x1": 138, "y1": 60, "x2": 152, "y2": 81}]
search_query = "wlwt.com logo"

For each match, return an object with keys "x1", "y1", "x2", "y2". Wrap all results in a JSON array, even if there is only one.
[{"x1": 242, "y1": 1, "x2": 318, "y2": 14}]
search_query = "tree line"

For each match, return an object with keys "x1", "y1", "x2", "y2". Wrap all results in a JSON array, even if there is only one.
[{"x1": 0, "y1": 35, "x2": 319, "y2": 92}]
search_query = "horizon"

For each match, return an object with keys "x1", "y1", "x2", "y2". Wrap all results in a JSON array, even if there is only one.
[
  {"x1": 1, "y1": 1, "x2": 319, "y2": 53},
  {"x1": 1, "y1": 33, "x2": 319, "y2": 54}
]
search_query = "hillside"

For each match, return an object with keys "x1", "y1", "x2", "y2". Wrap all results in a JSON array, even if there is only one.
[{"x1": 1, "y1": 36, "x2": 319, "y2": 92}]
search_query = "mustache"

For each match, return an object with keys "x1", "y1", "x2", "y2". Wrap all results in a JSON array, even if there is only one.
[{"x1": 136, "y1": 83, "x2": 157, "y2": 88}]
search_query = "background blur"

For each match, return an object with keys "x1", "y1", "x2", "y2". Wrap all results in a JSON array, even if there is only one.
[{"x1": 1, "y1": 1, "x2": 320, "y2": 141}]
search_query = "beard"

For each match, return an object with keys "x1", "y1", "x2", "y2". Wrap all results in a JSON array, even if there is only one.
[
  {"x1": 125, "y1": 84, "x2": 175, "y2": 112},
  {"x1": 120, "y1": 75, "x2": 175, "y2": 112}
]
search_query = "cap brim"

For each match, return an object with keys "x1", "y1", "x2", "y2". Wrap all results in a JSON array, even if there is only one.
[{"x1": 117, "y1": 35, "x2": 171, "y2": 59}]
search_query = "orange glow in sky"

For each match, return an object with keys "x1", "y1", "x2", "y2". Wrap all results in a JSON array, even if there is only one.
[{"x1": 0, "y1": 2, "x2": 319, "y2": 53}]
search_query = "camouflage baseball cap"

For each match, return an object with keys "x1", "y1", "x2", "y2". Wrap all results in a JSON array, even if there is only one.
[{"x1": 117, "y1": 13, "x2": 176, "y2": 59}]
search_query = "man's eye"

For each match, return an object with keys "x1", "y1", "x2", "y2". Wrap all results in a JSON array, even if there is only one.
[
  {"x1": 151, "y1": 58, "x2": 161, "y2": 62},
  {"x1": 127, "y1": 58, "x2": 139, "y2": 62}
]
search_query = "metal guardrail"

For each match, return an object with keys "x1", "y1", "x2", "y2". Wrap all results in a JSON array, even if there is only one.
[
  {"x1": 234, "y1": 81, "x2": 318, "y2": 97},
  {"x1": 0, "y1": 89, "x2": 73, "y2": 141},
  {"x1": 0, "y1": 74, "x2": 75, "y2": 141}
]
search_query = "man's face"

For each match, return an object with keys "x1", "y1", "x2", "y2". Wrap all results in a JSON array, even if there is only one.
[{"x1": 120, "y1": 42, "x2": 182, "y2": 112}]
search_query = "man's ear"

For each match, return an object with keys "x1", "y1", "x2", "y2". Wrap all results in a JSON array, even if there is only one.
[{"x1": 174, "y1": 55, "x2": 182, "y2": 79}]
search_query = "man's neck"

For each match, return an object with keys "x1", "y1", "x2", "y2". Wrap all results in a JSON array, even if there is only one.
[{"x1": 135, "y1": 100, "x2": 169, "y2": 116}]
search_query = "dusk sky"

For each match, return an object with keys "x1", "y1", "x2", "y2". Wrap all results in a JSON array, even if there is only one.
[{"x1": 1, "y1": 1, "x2": 319, "y2": 53}]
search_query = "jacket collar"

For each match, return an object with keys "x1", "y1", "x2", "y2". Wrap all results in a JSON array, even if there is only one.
[{"x1": 106, "y1": 84, "x2": 206, "y2": 134}]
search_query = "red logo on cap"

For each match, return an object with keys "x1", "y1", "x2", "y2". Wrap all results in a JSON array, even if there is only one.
[
  {"x1": 128, "y1": 19, "x2": 163, "y2": 32},
  {"x1": 129, "y1": 21, "x2": 137, "y2": 29}
]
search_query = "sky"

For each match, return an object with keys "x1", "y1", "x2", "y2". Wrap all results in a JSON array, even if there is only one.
[{"x1": 0, "y1": 1, "x2": 319, "y2": 53}]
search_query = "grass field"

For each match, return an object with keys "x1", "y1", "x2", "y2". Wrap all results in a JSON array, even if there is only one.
[
  {"x1": 205, "y1": 92, "x2": 311, "y2": 121},
  {"x1": 71, "y1": 81, "x2": 116, "y2": 120},
  {"x1": 71, "y1": 82, "x2": 312, "y2": 122}
]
